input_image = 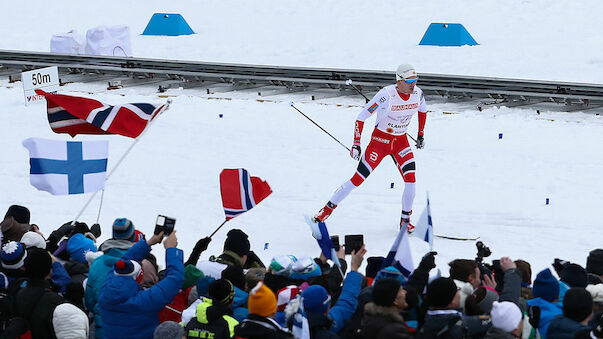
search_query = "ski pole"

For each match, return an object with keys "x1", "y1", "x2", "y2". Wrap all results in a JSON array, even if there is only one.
[
  {"x1": 345, "y1": 79, "x2": 370, "y2": 103},
  {"x1": 289, "y1": 102, "x2": 350, "y2": 152},
  {"x1": 346, "y1": 80, "x2": 418, "y2": 144}
]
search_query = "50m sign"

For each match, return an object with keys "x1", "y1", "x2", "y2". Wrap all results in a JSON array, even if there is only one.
[{"x1": 21, "y1": 66, "x2": 59, "y2": 106}]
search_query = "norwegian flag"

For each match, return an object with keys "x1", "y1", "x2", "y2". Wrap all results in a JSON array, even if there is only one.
[
  {"x1": 36, "y1": 90, "x2": 165, "y2": 138},
  {"x1": 220, "y1": 168, "x2": 272, "y2": 220}
]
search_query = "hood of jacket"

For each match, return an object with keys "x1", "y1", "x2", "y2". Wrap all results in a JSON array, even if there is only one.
[
  {"x1": 99, "y1": 274, "x2": 141, "y2": 305},
  {"x1": 99, "y1": 239, "x2": 134, "y2": 253},
  {"x1": 364, "y1": 302, "x2": 404, "y2": 323}
]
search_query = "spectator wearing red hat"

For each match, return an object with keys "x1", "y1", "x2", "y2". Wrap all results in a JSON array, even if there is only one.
[{"x1": 98, "y1": 231, "x2": 184, "y2": 339}]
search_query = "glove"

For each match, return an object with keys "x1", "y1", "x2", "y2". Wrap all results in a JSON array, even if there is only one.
[
  {"x1": 350, "y1": 145, "x2": 361, "y2": 160},
  {"x1": 194, "y1": 237, "x2": 212, "y2": 253},
  {"x1": 418, "y1": 251, "x2": 437, "y2": 271},
  {"x1": 90, "y1": 223, "x2": 102, "y2": 238},
  {"x1": 415, "y1": 135, "x2": 425, "y2": 149}
]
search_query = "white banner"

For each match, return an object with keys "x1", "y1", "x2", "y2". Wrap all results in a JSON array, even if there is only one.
[{"x1": 21, "y1": 66, "x2": 60, "y2": 106}]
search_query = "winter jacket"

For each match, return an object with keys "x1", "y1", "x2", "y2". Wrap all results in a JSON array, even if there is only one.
[
  {"x1": 14, "y1": 279, "x2": 64, "y2": 339},
  {"x1": 527, "y1": 297, "x2": 563, "y2": 339},
  {"x1": 85, "y1": 239, "x2": 133, "y2": 338},
  {"x1": 483, "y1": 326, "x2": 518, "y2": 339},
  {"x1": 52, "y1": 302, "x2": 89, "y2": 338},
  {"x1": 359, "y1": 302, "x2": 413, "y2": 339},
  {"x1": 234, "y1": 313, "x2": 293, "y2": 339},
  {"x1": 98, "y1": 241, "x2": 184, "y2": 339},
  {"x1": 499, "y1": 268, "x2": 522, "y2": 306},
  {"x1": 63, "y1": 259, "x2": 89, "y2": 285},
  {"x1": 159, "y1": 286, "x2": 193, "y2": 323},
  {"x1": 328, "y1": 271, "x2": 362, "y2": 333},
  {"x1": 51, "y1": 261, "x2": 71, "y2": 293},
  {"x1": 307, "y1": 312, "x2": 340, "y2": 339},
  {"x1": 417, "y1": 309, "x2": 492, "y2": 339},
  {"x1": 233, "y1": 286, "x2": 250, "y2": 322},
  {"x1": 546, "y1": 315, "x2": 590, "y2": 339},
  {"x1": 184, "y1": 297, "x2": 239, "y2": 339}
]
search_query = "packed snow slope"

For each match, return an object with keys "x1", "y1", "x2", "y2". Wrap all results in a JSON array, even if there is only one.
[
  {"x1": 1, "y1": 82, "x2": 602, "y2": 272},
  {"x1": 2, "y1": 0, "x2": 603, "y2": 83},
  {"x1": 1, "y1": 1, "x2": 602, "y2": 272}
]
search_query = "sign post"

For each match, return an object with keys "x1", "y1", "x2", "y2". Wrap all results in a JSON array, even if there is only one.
[{"x1": 21, "y1": 66, "x2": 60, "y2": 106}]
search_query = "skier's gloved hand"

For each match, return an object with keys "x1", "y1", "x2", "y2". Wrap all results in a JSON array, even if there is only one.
[
  {"x1": 415, "y1": 135, "x2": 425, "y2": 149},
  {"x1": 350, "y1": 145, "x2": 361, "y2": 160}
]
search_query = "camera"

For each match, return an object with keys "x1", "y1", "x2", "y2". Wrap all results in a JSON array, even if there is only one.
[
  {"x1": 154, "y1": 215, "x2": 176, "y2": 236},
  {"x1": 475, "y1": 241, "x2": 492, "y2": 278}
]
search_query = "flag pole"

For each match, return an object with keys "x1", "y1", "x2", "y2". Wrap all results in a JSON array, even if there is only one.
[
  {"x1": 70, "y1": 100, "x2": 173, "y2": 224},
  {"x1": 208, "y1": 219, "x2": 228, "y2": 238},
  {"x1": 95, "y1": 189, "x2": 106, "y2": 224}
]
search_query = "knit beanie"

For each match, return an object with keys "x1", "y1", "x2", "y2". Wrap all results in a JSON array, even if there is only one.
[
  {"x1": 291, "y1": 256, "x2": 322, "y2": 280},
  {"x1": 221, "y1": 265, "x2": 246, "y2": 290},
  {"x1": 563, "y1": 287, "x2": 593, "y2": 322},
  {"x1": 366, "y1": 256, "x2": 385, "y2": 279},
  {"x1": 114, "y1": 259, "x2": 144, "y2": 283},
  {"x1": 196, "y1": 276, "x2": 216, "y2": 297},
  {"x1": 248, "y1": 282, "x2": 277, "y2": 317},
  {"x1": 183, "y1": 265, "x2": 204, "y2": 290},
  {"x1": 491, "y1": 301, "x2": 522, "y2": 332},
  {"x1": 4, "y1": 205, "x2": 30, "y2": 224},
  {"x1": 270, "y1": 255, "x2": 297, "y2": 276},
  {"x1": 302, "y1": 285, "x2": 331, "y2": 314},
  {"x1": 587, "y1": 249, "x2": 603, "y2": 276},
  {"x1": 24, "y1": 248, "x2": 52, "y2": 280},
  {"x1": 153, "y1": 320, "x2": 184, "y2": 339},
  {"x1": 1, "y1": 217, "x2": 30, "y2": 243},
  {"x1": 561, "y1": 263, "x2": 588, "y2": 288},
  {"x1": 372, "y1": 278, "x2": 402, "y2": 307},
  {"x1": 532, "y1": 268, "x2": 560, "y2": 302},
  {"x1": 374, "y1": 266, "x2": 408, "y2": 286},
  {"x1": 67, "y1": 233, "x2": 98, "y2": 264},
  {"x1": 277, "y1": 285, "x2": 300, "y2": 312},
  {"x1": 1, "y1": 241, "x2": 27, "y2": 269},
  {"x1": 223, "y1": 229, "x2": 250, "y2": 257},
  {"x1": 209, "y1": 279, "x2": 235, "y2": 305},
  {"x1": 112, "y1": 218, "x2": 136, "y2": 242},
  {"x1": 427, "y1": 277, "x2": 458, "y2": 308},
  {"x1": 586, "y1": 284, "x2": 603, "y2": 304},
  {"x1": 134, "y1": 230, "x2": 145, "y2": 242},
  {"x1": 475, "y1": 287, "x2": 499, "y2": 314},
  {"x1": 20, "y1": 231, "x2": 46, "y2": 249}
]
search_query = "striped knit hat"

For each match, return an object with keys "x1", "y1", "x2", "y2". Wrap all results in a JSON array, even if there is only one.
[
  {"x1": 277, "y1": 285, "x2": 300, "y2": 312},
  {"x1": 112, "y1": 218, "x2": 136, "y2": 241},
  {"x1": 1, "y1": 241, "x2": 27, "y2": 269}
]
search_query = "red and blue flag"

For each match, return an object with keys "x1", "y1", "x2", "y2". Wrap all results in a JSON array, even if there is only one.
[
  {"x1": 36, "y1": 90, "x2": 165, "y2": 138},
  {"x1": 220, "y1": 168, "x2": 272, "y2": 220}
]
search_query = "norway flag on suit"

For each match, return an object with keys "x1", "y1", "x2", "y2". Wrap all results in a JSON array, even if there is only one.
[
  {"x1": 220, "y1": 168, "x2": 272, "y2": 220},
  {"x1": 36, "y1": 90, "x2": 165, "y2": 138}
]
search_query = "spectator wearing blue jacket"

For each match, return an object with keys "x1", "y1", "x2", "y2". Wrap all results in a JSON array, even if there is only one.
[
  {"x1": 302, "y1": 245, "x2": 366, "y2": 338},
  {"x1": 98, "y1": 230, "x2": 184, "y2": 339},
  {"x1": 527, "y1": 268, "x2": 562, "y2": 339}
]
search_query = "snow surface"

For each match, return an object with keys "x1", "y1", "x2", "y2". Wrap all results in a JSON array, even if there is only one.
[{"x1": 1, "y1": 1, "x2": 602, "y2": 274}]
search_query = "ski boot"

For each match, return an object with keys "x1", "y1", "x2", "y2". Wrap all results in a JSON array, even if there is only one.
[
  {"x1": 313, "y1": 201, "x2": 337, "y2": 223},
  {"x1": 400, "y1": 210, "x2": 413, "y2": 233}
]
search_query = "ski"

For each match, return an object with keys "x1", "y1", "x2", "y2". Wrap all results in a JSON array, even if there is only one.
[{"x1": 434, "y1": 234, "x2": 480, "y2": 241}]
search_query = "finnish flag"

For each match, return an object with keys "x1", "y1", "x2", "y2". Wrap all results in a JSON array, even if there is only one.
[
  {"x1": 413, "y1": 196, "x2": 434, "y2": 250},
  {"x1": 22, "y1": 138, "x2": 108, "y2": 195},
  {"x1": 381, "y1": 227, "x2": 415, "y2": 278}
]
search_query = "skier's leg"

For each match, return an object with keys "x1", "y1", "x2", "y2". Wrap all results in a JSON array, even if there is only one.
[
  {"x1": 393, "y1": 138, "x2": 416, "y2": 228},
  {"x1": 314, "y1": 139, "x2": 387, "y2": 222}
]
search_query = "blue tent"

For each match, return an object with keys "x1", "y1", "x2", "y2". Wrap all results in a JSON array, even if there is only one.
[
  {"x1": 419, "y1": 23, "x2": 478, "y2": 46},
  {"x1": 142, "y1": 13, "x2": 194, "y2": 36}
]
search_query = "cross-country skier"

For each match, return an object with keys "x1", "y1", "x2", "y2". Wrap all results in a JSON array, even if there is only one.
[{"x1": 313, "y1": 64, "x2": 427, "y2": 230}]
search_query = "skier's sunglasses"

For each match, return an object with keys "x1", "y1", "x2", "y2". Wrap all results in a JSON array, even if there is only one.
[{"x1": 402, "y1": 78, "x2": 418, "y2": 84}]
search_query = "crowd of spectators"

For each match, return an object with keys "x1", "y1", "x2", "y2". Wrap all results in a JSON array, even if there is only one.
[{"x1": 0, "y1": 204, "x2": 601, "y2": 339}]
